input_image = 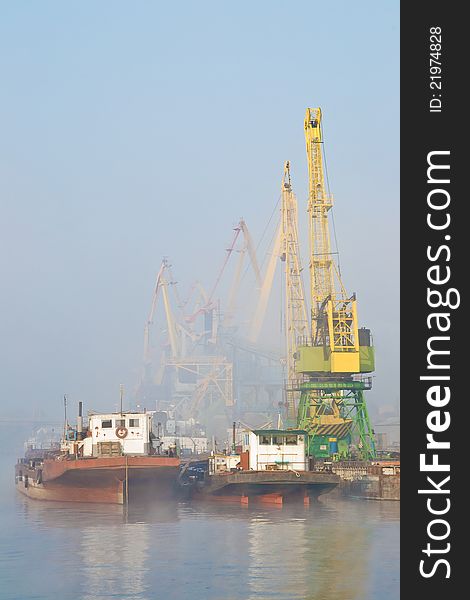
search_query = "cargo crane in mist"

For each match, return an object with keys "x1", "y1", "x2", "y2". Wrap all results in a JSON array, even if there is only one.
[
  {"x1": 248, "y1": 162, "x2": 309, "y2": 425},
  {"x1": 245, "y1": 110, "x2": 376, "y2": 458},
  {"x1": 135, "y1": 109, "x2": 377, "y2": 456},
  {"x1": 279, "y1": 162, "x2": 310, "y2": 423},
  {"x1": 136, "y1": 220, "x2": 284, "y2": 439},
  {"x1": 294, "y1": 107, "x2": 376, "y2": 459}
]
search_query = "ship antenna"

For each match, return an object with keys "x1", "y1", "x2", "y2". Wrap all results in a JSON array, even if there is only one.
[
  {"x1": 120, "y1": 384, "x2": 124, "y2": 415},
  {"x1": 63, "y1": 394, "x2": 67, "y2": 440}
]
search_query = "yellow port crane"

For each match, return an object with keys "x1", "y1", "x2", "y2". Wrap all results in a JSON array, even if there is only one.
[
  {"x1": 305, "y1": 108, "x2": 360, "y2": 368},
  {"x1": 280, "y1": 161, "x2": 309, "y2": 422},
  {"x1": 247, "y1": 161, "x2": 309, "y2": 423},
  {"x1": 296, "y1": 107, "x2": 376, "y2": 460}
]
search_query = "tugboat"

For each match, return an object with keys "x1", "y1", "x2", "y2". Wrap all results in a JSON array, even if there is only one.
[
  {"x1": 179, "y1": 428, "x2": 339, "y2": 505},
  {"x1": 15, "y1": 402, "x2": 180, "y2": 505}
]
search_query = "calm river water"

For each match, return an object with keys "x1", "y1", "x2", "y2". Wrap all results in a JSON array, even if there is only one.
[{"x1": 0, "y1": 436, "x2": 399, "y2": 600}]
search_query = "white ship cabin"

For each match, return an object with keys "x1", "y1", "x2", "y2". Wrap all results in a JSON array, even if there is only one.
[
  {"x1": 88, "y1": 412, "x2": 152, "y2": 456},
  {"x1": 62, "y1": 411, "x2": 169, "y2": 457},
  {"x1": 242, "y1": 429, "x2": 308, "y2": 471}
]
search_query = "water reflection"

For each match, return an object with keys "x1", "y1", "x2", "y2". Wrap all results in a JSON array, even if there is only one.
[
  {"x1": 9, "y1": 494, "x2": 398, "y2": 600},
  {"x1": 247, "y1": 517, "x2": 310, "y2": 599},
  {"x1": 19, "y1": 496, "x2": 179, "y2": 527},
  {"x1": 80, "y1": 524, "x2": 150, "y2": 600},
  {"x1": 19, "y1": 498, "x2": 124, "y2": 527}
]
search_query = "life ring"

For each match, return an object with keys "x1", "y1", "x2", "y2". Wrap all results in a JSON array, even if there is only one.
[{"x1": 116, "y1": 426, "x2": 128, "y2": 439}]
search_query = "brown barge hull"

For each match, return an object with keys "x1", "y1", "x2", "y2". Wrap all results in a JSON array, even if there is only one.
[
  {"x1": 189, "y1": 470, "x2": 340, "y2": 504},
  {"x1": 15, "y1": 456, "x2": 180, "y2": 505}
]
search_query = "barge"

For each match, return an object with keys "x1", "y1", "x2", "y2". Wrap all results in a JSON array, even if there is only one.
[
  {"x1": 179, "y1": 428, "x2": 339, "y2": 505},
  {"x1": 15, "y1": 403, "x2": 180, "y2": 504}
]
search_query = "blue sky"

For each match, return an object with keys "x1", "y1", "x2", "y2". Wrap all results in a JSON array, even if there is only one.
[{"x1": 0, "y1": 1, "x2": 399, "y2": 420}]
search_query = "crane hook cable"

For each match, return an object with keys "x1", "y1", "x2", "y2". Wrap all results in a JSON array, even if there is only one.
[{"x1": 321, "y1": 120, "x2": 342, "y2": 278}]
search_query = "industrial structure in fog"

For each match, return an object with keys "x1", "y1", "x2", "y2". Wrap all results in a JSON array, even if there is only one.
[
  {"x1": 135, "y1": 222, "x2": 285, "y2": 441},
  {"x1": 135, "y1": 108, "x2": 376, "y2": 459},
  {"x1": 294, "y1": 108, "x2": 376, "y2": 460}
]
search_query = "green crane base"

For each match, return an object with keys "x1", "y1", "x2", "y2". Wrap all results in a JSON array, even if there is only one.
[{"x1": 297, "y1": 383, "x2": 376, "y2": 461}]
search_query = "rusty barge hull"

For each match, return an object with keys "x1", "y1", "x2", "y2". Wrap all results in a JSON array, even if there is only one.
[
  {"x1": 187, "y1": 470, "x2": 339, "y2": 504},
  {"x1": 15, "y1": 456, "x2": 180, "y2": 505}
]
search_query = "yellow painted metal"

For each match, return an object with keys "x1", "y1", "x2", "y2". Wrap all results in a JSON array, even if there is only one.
[
  {"x1": 295, "y1": 344, "x2": 374, "y2": 374},
  {"x1": 305, "y1": 107, "x2": 335, "y2": 309},
  {"x1": 330, "y1": 352, "x2": 360, "y2": 373},
  {"x1": 359, "y1": 345, "x2": 375, "y2": 372},
  {"x1": 280, "y1": 161, "x2": 309, "y2": 418},
  {"x1": 240, "y1": 220, "x2": 262, "y2": 286},
  {"x1": 298, "y1": 108, "x2": 376, "y2": 456},
  {"x1": 249, "y1": 162, "x2": 309, "y2": 352},
  {"x1": 327, "y1": 298, "x2": 359, "y2": 353},
  {"x1": 304, "y1": 108, "x2": 360, "y2": 372},
  {"x1": 295, "y1": 346, "x2": 330, "y2": 373},
  {"x1": 249, "y1": 222, "x2": 282, "y2": 343},
  {"x1": 142, "y1": 260, "x2": 166, "y2": 368},
  {"x1": 160, "y1": 277, "x2": 179, "y2": 358}
]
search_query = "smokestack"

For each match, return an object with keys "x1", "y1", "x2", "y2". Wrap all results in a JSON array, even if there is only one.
[{"x1": 77, "y1": 401, "x2": 83, "y2": 437}]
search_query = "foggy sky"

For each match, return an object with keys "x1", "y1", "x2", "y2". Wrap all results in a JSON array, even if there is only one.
[{"x1": 0, "y1": 1, "x2": 399, "y2": 422}]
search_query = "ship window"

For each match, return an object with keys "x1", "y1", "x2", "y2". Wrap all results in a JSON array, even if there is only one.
[
  {"x1": 285, "y1": 435, "x2": 298, "y2": 445},
  {"x1": 272, "y1": 436, "x2": 283, "y2": 445},
  {"x1": 115, "y1": 419, "x2": 125, "y2": 427},
  {"x1": 128, "y1": 418, "x2": 140, "y2": 428},
  {"x1": 259, "y1": 435, "x2": 271, "y2": 445},
  {"x1": 101, "y1": 420, "x2": 112, "y2": 428}
]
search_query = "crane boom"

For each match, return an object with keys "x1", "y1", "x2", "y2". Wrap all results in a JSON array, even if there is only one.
[
  {"x1": 281, "y1": 161, "x2": 309, "y2": 420},
  {"x1": 143, "y1": 259, "x2": 167, "y2": 366},
  {"x1": 239, "y1": 220, "x2": 262, "y2": 287},
  {"x1": 225, "y1": 220, "x2": 262, "y2": 324},
  {"x1": 248, "y1": 224, "x2": 282, "y2": 344},
  {"x1": 305, "y1": 107, "x2": 335, "y2": 309},
  {"x1": 160, "y1": 277, "x2": 179, "y2": 358},
  {"x1": 304, "y1": 108, "x2": 360, "y2": 370}
]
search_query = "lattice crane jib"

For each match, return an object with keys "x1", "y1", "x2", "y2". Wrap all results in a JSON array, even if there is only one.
[
  {"x1": 281, "y1": 161, "x2": 309, "y2": 421},
  {"x1": 302, "y1": 108, "x2": 375, "y2": 374},
  {"x1": 298, "y1": 108, "x2": 376, "y2": 460}
]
